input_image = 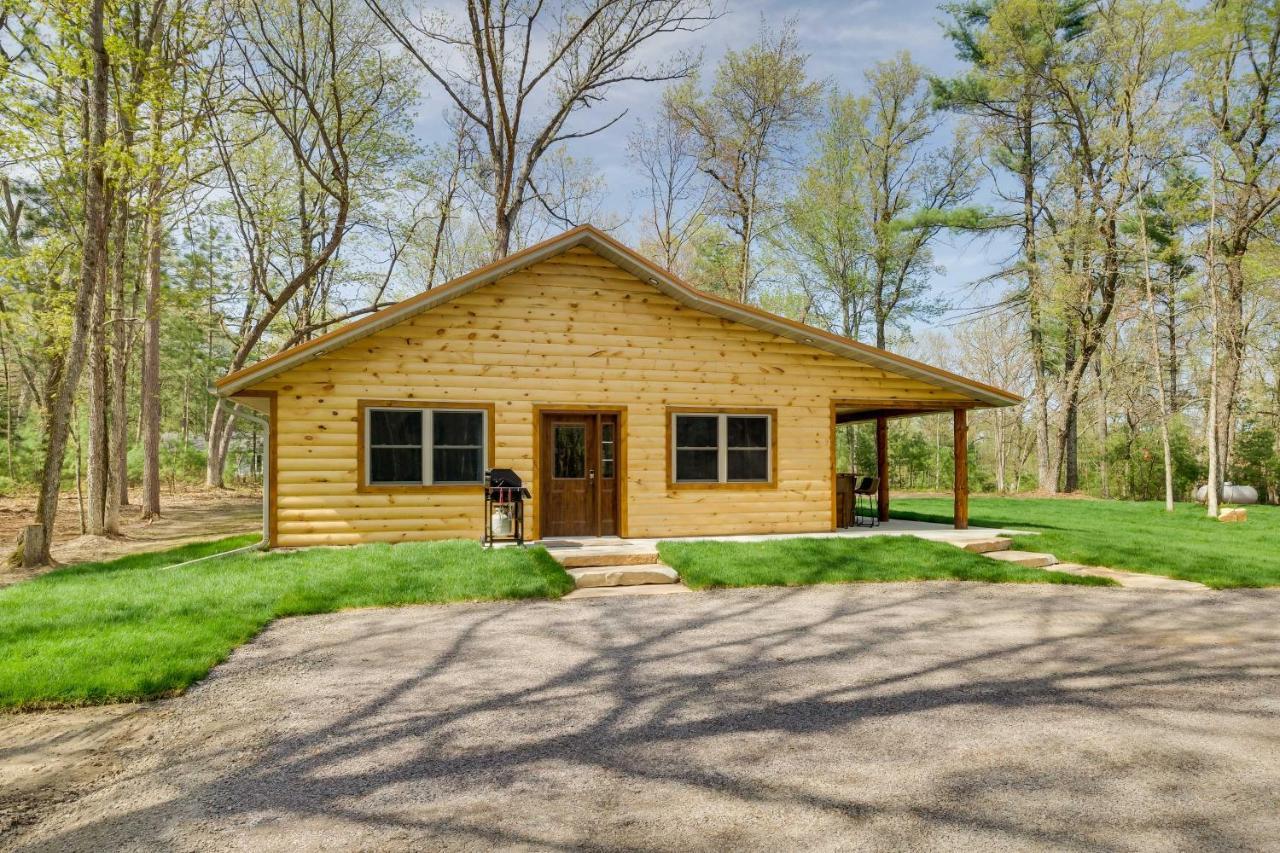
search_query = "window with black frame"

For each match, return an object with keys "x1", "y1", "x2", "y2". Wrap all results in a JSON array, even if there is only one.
[
  {"x1": 366, "y1": 407, "x2": 486, "y2": 486},
  {"x1": 672, "y1": 412, "x2": 772, "y2": 484}
]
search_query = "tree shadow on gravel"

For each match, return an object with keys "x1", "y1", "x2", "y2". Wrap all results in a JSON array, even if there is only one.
[{"x1": 14, "y1": 585, "x2": 1280, "y2": 851}]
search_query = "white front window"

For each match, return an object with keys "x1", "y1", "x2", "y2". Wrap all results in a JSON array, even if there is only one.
[
  {"x1": 672, "y1": 412, "x2": 771, "y2": 484},
  {"x1": 366, "y1": 407, "x2": 486, "y2": 485}
]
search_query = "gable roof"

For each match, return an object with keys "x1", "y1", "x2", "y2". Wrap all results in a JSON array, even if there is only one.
[{"x1": 215, "y1": 225, "x2": 1021, "y2": 406}]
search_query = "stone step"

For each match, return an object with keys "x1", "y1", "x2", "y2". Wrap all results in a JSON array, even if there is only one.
[
  {"x1": 984, "y1": 550, "x2": 1058, "y2": 568},
  {"x1": 563, "y1": 583, "x2": 693, "y2": 600},
  {"x1": 554, "y1": 550, "x2": 660, "y2": 569},
  {"x1": 958, "y1": 537, "x2": 1013, "y2": 554},
  {"x1": 567, "y1": 564, "x2": 680, "y2": 589}
]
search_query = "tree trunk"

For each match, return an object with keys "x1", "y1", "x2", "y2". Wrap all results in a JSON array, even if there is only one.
[
  {"x1": 994, "y1": 410, "x2": 1006, "y2": 493},
  {"x1": 1049, "y1": 346, "x2": 1097, "y2": 498},
  {"x1": 738, "y1": 199, "x2": 754, "y2": 304},
  {"x1": 107, "y1": 189, "x2": 130, "y2": 526},
  {"x1": 873, "y1": 257, "x2": 888, "y2": 348},
  {"x1": 1095, "y1": 355, "x2": 1110, "y2": 499},
  {"x1": 1063, "y1": 405, "x2": 1079, "y2": 492},
  {"x1": 85, "y1": 189, "x2": 113, "y2": 536},
  {"x1": 20, "y1": 525, "x2": 46, "y2": 569},
  {"x1": 1165, "y1": 272, "x2": 1179, "y2": 406},
  {"x1": 141, "y1": 179, "x2": 163, "y2": 519},
  {"x1": 74, "y1": 412, "x2": 85, "y2": 533},
  {"x1": 1216, "y1": 251, "x2": 1247, "y2": 480},
  {"x1": 205, "y1": 400, "x2": 239, "y2": 488},
  {"x1": 934, "y1": 417, "x2": 941, "y2": 492},
  {"x1": 1, "y1": 334, "x2": 13, "y2": 480},
  {"x1": 493, "y1": 204, "x2": 515, "y2": 260},
  {"x1": 1062, "y1": 332, "x2": 1079, "y2": 493},
  {"x1": 1205, "y1": 168, "x2": 1221, "y2": 518},
  {"x1": 25, "y1": 0, "x2": 109, "y2": 565},
  {"x1": 1138, "y1": 212, "x2": 1175, "y2": 511},
  {"x1": 1207, "y1": 345, "x2": 1221, "y2": 517},
  {"x1": 1020, "y1": 103, "x2": 1053, "y2": 493}
]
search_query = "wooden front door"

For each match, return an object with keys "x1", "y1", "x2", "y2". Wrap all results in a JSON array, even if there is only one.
[{"x1": 540, "y1": 412, "x2": 619, "y2": 538}]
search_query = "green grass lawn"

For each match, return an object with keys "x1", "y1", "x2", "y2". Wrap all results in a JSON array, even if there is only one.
[
  {"x1": 658, "y1": 535, "x2": 1114, "y2": 591},
  {"x1": 0, "y1": 538, "x2": 571, "y2": 711},
  {"x1": 893, "y1": 496, "x2": 1280, "y2": 589}
]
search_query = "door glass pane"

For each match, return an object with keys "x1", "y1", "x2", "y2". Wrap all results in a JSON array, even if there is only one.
[
  {"x1": 370, "y1": 409, "x2": 421, "y2": 446},
  {"x1": 675, "y1": 415, "x2": 717, "y2": 447},
  {"x1": 675, "y1": 449, "x2": 718, "y2": 481},
  {"x1": 727, "y1": 449, "x2": 768, "y2": 481},
  {"x1": 370, "y1": 447, "x2": 423, "y2": 483},
  {"x1": 601, "y1": 422, "x2": 615, "y2": 479},
  {"x1": 727, "y1": 416, "x2": 768, "y2": 448},
  {"x1": 554, "y1": 425, "x2": 586, "y2": 478}
]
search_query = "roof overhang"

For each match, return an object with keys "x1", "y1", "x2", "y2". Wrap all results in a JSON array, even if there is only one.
[
  {"x1": 227, "y1": 392, "x2": 272, "y2": 414},
  {"x1": 215, "y1": 225, "x2": 1022, "y2": 408}
]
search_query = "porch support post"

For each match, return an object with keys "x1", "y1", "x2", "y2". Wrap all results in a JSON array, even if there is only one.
[
  {"x1": 875, "y1": 416, "x2": 890, "y2": 522},
  {"x1": 953, "y1": 408, "x2": 969, "y2": 530}
]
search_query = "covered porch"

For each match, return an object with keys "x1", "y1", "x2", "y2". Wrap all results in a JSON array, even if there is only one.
[{"x1": 833, "y1": 400, "x2": 974, "y2": 530}]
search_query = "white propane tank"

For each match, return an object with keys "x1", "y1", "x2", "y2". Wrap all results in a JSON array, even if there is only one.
[
  {"x1": 1194, "y1": 482, "x2": 1259, "y2": 505},
  {"x1": 491, "y1": 505, "x2": 513, "y2": 537}
]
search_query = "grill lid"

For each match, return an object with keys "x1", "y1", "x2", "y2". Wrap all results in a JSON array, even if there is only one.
[{"x1": 485, "y1": 468, "x2": 523, "y2": 488}]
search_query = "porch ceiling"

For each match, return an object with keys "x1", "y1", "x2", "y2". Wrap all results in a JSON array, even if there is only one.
[{"x1": 834, "y1": 401, "x2": 974, "y2": 424}]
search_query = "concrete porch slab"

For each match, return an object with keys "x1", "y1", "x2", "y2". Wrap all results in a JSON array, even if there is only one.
[{"x1": 535, "y1": 519, "x2": 1033, "y2": 552}]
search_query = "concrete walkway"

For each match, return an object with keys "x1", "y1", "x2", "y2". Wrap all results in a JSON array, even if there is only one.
[
  {"x1": 538, "y1": 518, "x2": 1031, "y2": 552},
  {"x1": 1050, "y1": 563, "x2": 1209, "y2": 590},
  {"x1": 542, "y1": 521, "x2": 1211, "y2": 592}
]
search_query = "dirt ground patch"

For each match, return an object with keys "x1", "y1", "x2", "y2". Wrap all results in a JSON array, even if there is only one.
[
  {"x1": 0, "y1": 706, "x2": 151, "y2": 837},
  {"x1": 0, "y1": 491, "x2": 260, "y2": 586},
  {"x1": 5, "y1": 583, "x2": 1279, "y2": 851}
]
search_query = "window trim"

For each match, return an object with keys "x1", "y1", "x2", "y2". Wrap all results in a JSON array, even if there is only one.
[
  {"x1": 666, "y1": 407, "x2": 777, "y2": 490},
  {"x1": 356, "y1": 400, "x2": 495, "y2": 493}
]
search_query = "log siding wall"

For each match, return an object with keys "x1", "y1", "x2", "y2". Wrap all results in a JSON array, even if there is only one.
[{"x1": 252, "y1": 246, "x2": 970, "y2": 546}]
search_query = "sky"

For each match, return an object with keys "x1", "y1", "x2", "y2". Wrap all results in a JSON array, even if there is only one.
[{"x1": 407, "y1": 0, "x2": 1018, "y2": 334}]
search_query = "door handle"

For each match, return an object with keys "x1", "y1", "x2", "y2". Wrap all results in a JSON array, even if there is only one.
[{"x1": 588, "y1": 468, "x2": 596, "y2": 480}]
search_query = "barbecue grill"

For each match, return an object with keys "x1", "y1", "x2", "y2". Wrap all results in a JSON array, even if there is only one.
[{"x1": 484, "y1": 468, "x2": 530, "y2": 546}]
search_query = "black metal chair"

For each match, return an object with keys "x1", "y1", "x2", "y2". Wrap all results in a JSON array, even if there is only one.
[{"x1": 853, "y1": 476, "x2": 879, "y2": 528}]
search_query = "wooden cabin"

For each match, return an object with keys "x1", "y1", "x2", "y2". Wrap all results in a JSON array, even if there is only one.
[{"x1": 217, "y1": 226, "x2": 1019, "y2": 548}]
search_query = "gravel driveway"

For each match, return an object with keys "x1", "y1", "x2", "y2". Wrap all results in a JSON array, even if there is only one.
[{"x1": 7, "y1": 583, "x2": 1280, "y2": 851}]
